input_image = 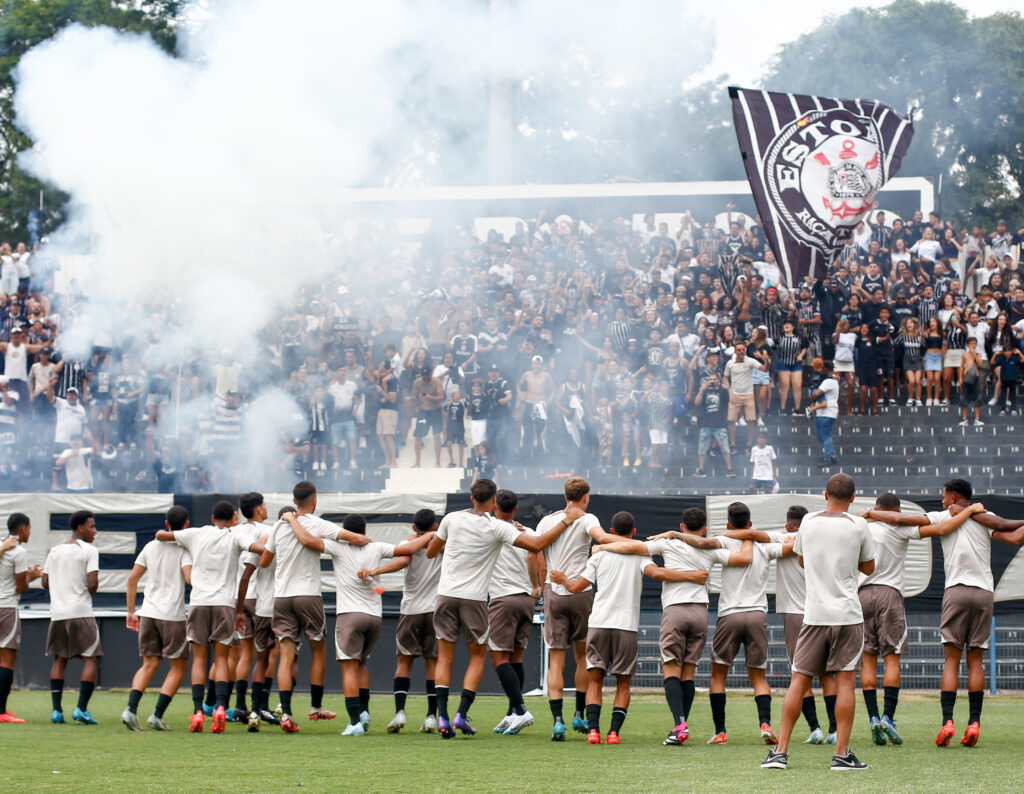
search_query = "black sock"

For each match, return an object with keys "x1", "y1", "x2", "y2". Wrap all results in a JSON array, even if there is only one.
[
  {"x1": 127, "y1": 688, "x2": 143, "y2": 714},
  {"x1": 263, "y1": 677, "x2": 274, "y2": 709},
  {"x1": 345, "y1": 696, "x2": 362, "y2": 725},
  {"x1": 457, "y1": 689, "x2": 476, "y2": 717},
  {"x1": 575, "y1": 690, "x2": 587, "y2": 717},
  {"x1": 51, "y1": 678, "x2": 64, "y2": 712},
  {"x1": 663, "y1": 677, "x2": 685, "y2": 724},
  {"x1": 436, "y1": 685, "x2": 449, "y2": 720},
  {"x1": 549, "y1": 697, "x2": 564, "y2": 722},
  {"x1": 512, "y1": 662, "x2": 525, "y2": 690},
  {"x1": 154, "y1": 692, "x2": 172, "y2": 719},
  {"x1": 191, "y1": 683, "x2": 204, "y2": 713},
  {"x1": 214, "y1": 680, "x2": 230, "y2": 709},
  {"x1": 205, "y1": 678, "x2": 216, "y2": 706},
  {"x1": 251, "y1": 682, "x2": 264, "y2": 713},
  {"x1": 496, "y1": 663, "x2": 525, "y2": 716},
  {"x1": 681, "y1": 680, "x2": 695, "y2": 720},
  {"x1": 710, "y1": 692, "x2": 726, "y2": 735},
  {"x1": 311, "y1": 683, "x2": 324, "y2": 710},
  {"x1": 755, "y1": 693, "x2": 771, "y2": 726},
  {"x1": 359, "y1": 687, "x2": 370, "y2": 713},
  {"x1": 824, "y1": 694, "x2": 837, "y2": 734},
  {"x1": 801, "y1": 696, "x2": 820, "y2": 731},
  {"x1": 610, "y1": 707, "x2": 627, "y2": 734},
  {"x1": 280, "y1": 689, "x2": 293, "y2": 717},
  {"x1": 883, "y1": 685, "x2": 900, "y2": 720},
  {"x1": 0, "y1": 666, "x2": 13, "y2": 713},
  {"x1": 394, "y1": 676, "x2": 410, "y2": 712},
  {"x1": 77, "y1": 680, "x2": 95, "y2": 711},
  {"x1": 426, "y1": 679, "x2": 437, "y2": 717},
  {"x1": 234, "y1": 680, "x2": 249, "y2": 711},
  {"x1": 586, "y1": 703, "x2": 601, "y2": 732},
  {"x1": 941, "y1": 690, "x2": 956, "y2": 723},
  {"x1": 968, "y1": 690, "x2": 983, "y2": 724},
  {"x1": 863, "y1": 688, "x2": 879, "y2": 720}
]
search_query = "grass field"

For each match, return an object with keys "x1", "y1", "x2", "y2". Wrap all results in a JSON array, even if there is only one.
[{"x1": 4, "y1": 690, "x2": 1022, "y2": 793}]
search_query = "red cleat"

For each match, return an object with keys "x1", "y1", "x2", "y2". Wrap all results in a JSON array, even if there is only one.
[
  {"x1": 605, "y1": 731, "x2": 620, "y2": 745},
  {"x1": 760, "y1": 723, "x2": 779, "y2": 745},
  {"x1": 961, "y1": 721, "x2": 980, "y2": 747},
  {"x1": 587, "y1": 728, "x2": 602, "y2": 744},
  {"x1": 707, "y1": 732, "x2": 728, "y2": 744},
  {"x1": 189, "y1": 711, "x2": 205, "y2": 733},
  {"x1": 281, "y1": 715, "x2": 300, "y2": 733},
  {"x1": 211, "y1": 705, "x2": 227, "y2": 733},
  {"x1": 935, "y1": 720, "x2": 955, "y2": 747},
  {"x1": 308, "y1": 707, "x2": 336, "y2": 721},
  {"x1": 0, "y1": 711, "x2": 25, "y2": 723}
]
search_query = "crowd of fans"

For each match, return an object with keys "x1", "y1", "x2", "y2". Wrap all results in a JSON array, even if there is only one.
[{"x1": 1, "y1": 206, "x2": 1023, "y2": 493}]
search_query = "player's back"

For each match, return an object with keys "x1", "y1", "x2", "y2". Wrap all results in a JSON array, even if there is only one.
[
  {"x1": 584, "y1": 551, "x2": 652, "y2": 632},
  {"x1": 136, "y1": 539, "x2": 189, "y2": 621},
  {"x1": 400, "y1": 542, "x2": 442, "y2": 615}
]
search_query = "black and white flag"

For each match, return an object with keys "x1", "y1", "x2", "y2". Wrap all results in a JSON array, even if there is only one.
[{"x1": 730, "y1": 87, "x2": 914, "y2": 285}]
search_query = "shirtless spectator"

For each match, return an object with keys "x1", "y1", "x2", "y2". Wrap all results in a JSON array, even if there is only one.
[
  {"x1": 517, "y1": 355, "x2": 555, "y2": 456},
  {"x1": 412, "y1": 369, "x2": 444, "y2": 467}
]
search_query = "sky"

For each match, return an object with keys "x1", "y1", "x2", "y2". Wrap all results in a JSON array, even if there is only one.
[{"x1": 704, "y1": 0, "x2": 1024, "y2": 84}]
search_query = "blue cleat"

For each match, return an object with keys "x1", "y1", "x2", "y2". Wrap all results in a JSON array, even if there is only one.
[
  {"x1": 453, "y1": 712, "x2": 476, "y2": 735},
  {"x1": 72, "y1": 708, "x2": 98, "y2": 725},
  {"x1": 880, "y1": 715, "x2": 903, "y2": 745},
  {"x1": 438, "y1": 716, "x2": 455, "y2": 739},
  {"x1": 870, "y1": 716, "x2": 887, "y2": 745},
  {"x1": 51, "y1": 710, "x2": 66, "y2": 724},
  {"x1": 551, "y1": 719, "x2": 567, "y2": 742},
  {"x1": 804, "y1": 727, "x2": 825, "y2": 744},
  {"x1": 572, "y1": 714, "x2": 588, "y2": 734},
  {"x1": 202, "y1": 703, "x2": 216, "y2": 717}
]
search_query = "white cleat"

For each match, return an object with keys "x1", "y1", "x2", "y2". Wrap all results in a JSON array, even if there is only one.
[
  {"x1": 359, "y1": 710, "x2": 371, "y2": 731},
  {"x1": 387, "y1": 710, "x2": 407, "y2": 733},
  {"x1": 146, "y1": 714, "x2": 170, "y2": 731},
  {"x1": 493, "y1": 715, "x2": 513, "y2": 734},
  {"x1": 503, "y1": 710, "x2": 535, "y2": 735},
  {"x1": 247, "y1": 711, "x2": 261, "y2": 732},
  {"x1": 804, "y1": 727, "x2": 825, "y2": 744},
  {"x1": 121, "y1": 708, "x2": 142, "y2": 731},
  {"x1": 341, "y1": 722, "x2": 366, "y2": 736},
  {"x1": 420, "y1": 714, "x2": 438, "y2": 733}
]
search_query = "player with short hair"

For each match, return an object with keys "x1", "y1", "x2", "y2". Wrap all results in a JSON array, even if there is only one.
[
  {"x1": 121, "y1": 505, "x2": 193, "y2": 731},
  {"x1": 425, "y1": 478, "x2": 582, "y2": 739},
  {"x1": 43, "y1": 509, "x2": 102, "y2": 725},
  {"x1": 387, "y1": 508, "x2": 442, "y2": 734},
  {"x1": 0, "y1": 513, "x2": 43, "y2": 723},
  {"x1": 551, "y1": 511, "x2": 711, "y2": 745},
  {"x1": 156, "y1": 500, "x2": 265, "y2": 733},
  {"x1": 231, "y1": 492, "x2": 269, "y2": 725}
]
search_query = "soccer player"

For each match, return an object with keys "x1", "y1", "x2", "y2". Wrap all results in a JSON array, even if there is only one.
[
  {"x1": 282, "y1": 511, "x2": 434, "y2": 736},
  {"x1": 863, "y1": 479, "x2": 1024, "y2": 747},
  {"x1": 122, "y1": 505, "x2": 193, "y2": 731},
  {"x1": 597, "y1": 507, "x2": 752, "y2": 745},
  {"x1": 387, "y1": 508, "x2": 442, "y2": 734},
  {"x1": 489, "y1": 489, "x2": 544, "y2": 736},
  {"x1": 43, "y1": 509, "x2": 102, "y2": 725},
  {"x1": 259, "y1": 480, "x2": 371, "y2": 733},
  {"x1": 156, "y1": 500, "x2": 265, "y2": 733},
  {"x1": 537, "y1": 476, "x2": 620, "y2": 740},
  {"x1": 762, "y1": 474, "x2": 874, "y2": 772},
  {"x1": 231, "y1": 492, "x2": 269, "y2": 723},
  {"x1": 425, "y1": 478, "x2": 583, "y2": 739},
  {"x1": 550, "y1": 511, "x2": 710, "y2": 745},
  {"x1": 0, "y1": 514, "x2": 42, "y2": 723}
]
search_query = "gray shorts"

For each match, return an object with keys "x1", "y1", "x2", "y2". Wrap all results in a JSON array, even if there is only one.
[
  {"x1": 335, "y1": 612, "x2": 382, "y2": 662},
  {"x1": 487, "y1": 594, "x2": 534, "y2": 653},
  {"x1": 940, "y1": 584, "x2": 993, "y2": 651},
  {"x1": 659, "y1": 603, "x2": 709, "y2": 667},
  {"x1": 859, "y1": 584, "x2": 908, "y2": 656},
  {"x1": 711, "y1": 611, "x2": 768, "y2": 669},
  {"x1": 433, "y1": 596, "x2": 489, "y2": 645},
  {"x1": 237, "y1": 599, "x2": 257, "y2": 641},
  {"x1": 272, "y1": 595, "x2": 326, "y2": 646},
  {"x1": 585, "y1": 627, "x2": 638, "y2": 676},
  {"x1": 783, "y1": 612, "x2": 804, "y2": 665},
  {"x1": 0, "y1": 607, "x2": 20, "y2": 650},
  {"x1": 186, "y1": 605, "x2": 236, "y2": 646},
  {"x1": 543, "y1": 586, "x2": 593, "y2": 649},
  {"x1": 253, "y1": 615, "x2": 274, "y2": 654},
  {"x1": 46, "y1": 617, "x2": 103, "y2": 659},
  {"x1": 791, "y1": 622, "x2": 864, "y2": 676},
  {"x1": 139, "y1": 617, "x2": 188, "y2": 659},
  {"x1": 395, "y1": 612, "x2": 437, "y2": 658}
]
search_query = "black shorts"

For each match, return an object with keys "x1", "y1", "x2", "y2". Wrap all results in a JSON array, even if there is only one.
[
  {"x1": 414, "y1": 410, "x2": 443, "y2": 438},
  {"x1": 309, "y1": 429, "x2": 328, "y2": 444},
  {"x1": 877, "y1": 353, "x2": 895, "y2": 378},
  {"x1": 446, "y1": 424, "x2": 465, "y2": 446},
  {"x1": 858, "y1": 364, "x2": 879, "y2": 387}
]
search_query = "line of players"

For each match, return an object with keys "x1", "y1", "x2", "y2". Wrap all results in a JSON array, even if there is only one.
[{"x1": 1, "y1": 475, "x2": 1022, "y2": 767}]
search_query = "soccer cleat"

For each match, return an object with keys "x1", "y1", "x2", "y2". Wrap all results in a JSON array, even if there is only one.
[
  {"x1": 259, "y1": 709, "x2": 281, "y2": 726},
  {"x1": 551, "y1": 720, "x2": 567, "y2": 741},
  {"x1": 189, "y1": 711, "x2": 205, "y2": 732},
  {"x1": 453, "y1": 712, "x2": 475, "y2": 735},
  {"x1": 274, "y1": 703, "x2": 283, "y2": 719},
  {"x1": 493, "y1": 715, "x2": 513, "y2": 734},
  {"x1": 280, "y1": 715, "x2": 300, "y2": 734},
  {"x1": 663, "y1": 721, "x2": 689, "y2": 746},
  {"x1": 438, "y1": 716, "x2": 455, "y2": 739},
  {"x1": 247, "y1": 711, "x2": 261, "y2": 732},
  {"x1": 572, "y1": 714, "x2": 588, "y2": 733},
  {"x1": 881, "y1": 715, "x2": 903, "y2": 745},
  {"x1": 121, "y1": 708, "x2": 142, "y2": 731},
  {"x1": 420, "y1": 714, "x2": 437, "y2": 733},
  {"x1": 830, "y1": 751, "x2": 868, "y2": 771},
  {"x1": 224, "y1": 708, "x2": 236, "y2": 723},
  {"x1": 202, "y1": 703, "x2": 216, "y2": 717},
  {"x1": 503, "y1": 710, "x2": 534, "y2": 735},
  {"x1": 230, "y1": 708, "x2": 249, "y2": 723},
  {"x1": 341, "y1": 722, "x2": 366, "y2": 736},
  {"x1": 961, "y1": 721, "x2": 980, "y2": 747},
  {"x1": 147, "y1": 714, "x2": 170, "y2": 731},
  {"x1": 359, "y1": 710, "x2": 371, "y2": 730},
  {"x1": 211, "y1": 705, "x2": 227, "y2": 733},
  {"x1": 72, "y1": 708, "x2": 98, "y2": 725},
  {"x1": 0, "y1": 711, "x2": 26, "y2": 723},
  {"x1": 605, "y1": 731, "x2": 620, "y2": 745},
  {"x1": 387, "y1": 710, "x2": 407, "y2": 733},
  {"x1": 51, "y1": 710, "x2": 66, "y2": 724},
  {"x1": 761, "y1": 749, "x2": 788, "y2": 769},
  {"x1": 826, "y1": 732, "x2": 837, "y2": 744},
  {"x1": 935, "y1": 720, "x2": 955, "y2": 747},
  {"x1": 870, "y1": 716, "x2": 887, "y2": 745},
  {"x1": 309, "y1": 706, "x2": 337, "y2": 721},
  {"x1": 707, "y1": 732, "x2": 727, "y2": 744},
  {"x1": 804, "y1": 727, "x2": 825, "y2": 744},
  {"x1": 587, "y1": 729, "x2": 602, "y2": 744},
  {"x1": 760, "y1": 723, "x2": 779, "y2": 745}
]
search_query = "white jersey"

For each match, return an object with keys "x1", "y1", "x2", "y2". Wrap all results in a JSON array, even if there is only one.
[
  {"x1": 490, "y1": 526, "x2": 534, "y2": 599},
  {"x1": 794, "y1": 511, "x2": 875, "y2": 626},
  {"x1": 0, "y1": 541, "x2": 28, "y2": 609},
  {"x1": 860, "y1": 521, "x2": 920, "y2": 593},
  {"x1": 768, "y1": 532, "x2": 804, "y2": 614},
  {"x1": 134, "y1": 540, "x2": 191, "y2": 622},
  {"x1": 435, "y1": 510, "x2": 520, "y2": 601},
  {"x1": 43, "y1": 539, "x2": 99, "y2": 620},
  {"x1": 644, "y1": 538, "x2": 730, "y2": 607},
  {"x1": 3, "y1": 342, "x2": 28, "y2": 381},
  {"x1": 172, "y1": 525, "x2": 252, "y2": 608},
  {"x1": 749, "y1": 445, "x2": 777, "y2": 480},
  {"x1": 399, "y1": 541, "x2": 442, "y2": 615},
  {"x1": 241, "y1": 544, "x2": 275, "y2": 618},
  {"x1": 265, "y1": 515, "x2": 340, "y2": 598},
  {"x1": 324, "y1": 540, "x2": 395, "y2": 617},
  {"x1": 717, "y1": 536, "x2": 783, "y2": 617},
  {"x1": 582, "y1": 551, "x2": 654, "y2": 632},
  {"x1": 541, "y1": 510, "x2": 602, "y2": 595},
  {"x1": 927, "y1": 509, "x2": 995, "y2": 592}
]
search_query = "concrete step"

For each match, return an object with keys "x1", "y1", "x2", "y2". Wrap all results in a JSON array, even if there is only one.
[{"x1": 384, "y1": 466, "x2": 465, "y2": 495}]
